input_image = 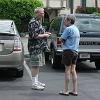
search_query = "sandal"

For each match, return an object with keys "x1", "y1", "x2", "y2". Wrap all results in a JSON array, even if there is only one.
[
  {"x1": 59, "y1": 91, "x2": 69, "y2": 96},
  {"x1": 69, "y1": 92, "x2": 78, "y2": 96}
]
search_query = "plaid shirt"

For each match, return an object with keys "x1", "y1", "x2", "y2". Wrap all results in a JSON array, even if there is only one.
[{"x1": 28, "y1": 17, "x2": 47, "y2": 55}]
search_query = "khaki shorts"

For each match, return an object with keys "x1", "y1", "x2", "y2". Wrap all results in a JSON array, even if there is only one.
[
  {"x1": 30, "y1": 53, "x2": 45, "y2": 68},
  {"x1": 62, "y1": 49, "x2": 78, "y2": 66}
]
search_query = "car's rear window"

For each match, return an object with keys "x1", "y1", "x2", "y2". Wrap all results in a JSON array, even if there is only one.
[
  {"x1": 61, "y1": 17, "x2": 100, "y2": 33},
  {"x1": 75, "y1": 17, "x2": 100, "y2": 32},
  {"x1": 0, "y1": 21, "x2": 14, "y2": 33},
  {"x1": 0, "y1": 35, "x2": 14, "y2": 40},
  {"x1": 49, "y1": 17, "x2": 62, "y2": 34}
]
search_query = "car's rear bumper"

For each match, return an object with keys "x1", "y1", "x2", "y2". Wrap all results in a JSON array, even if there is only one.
[
  {"x1": 55, "y1": 49, "x2": 100, "y2": 61},
  {"x1": 0, "y1": 51, "x2": 24, "y2": 70},
  {"x1": 54, "y1": 49, "x2": 63, "y2": 56}
]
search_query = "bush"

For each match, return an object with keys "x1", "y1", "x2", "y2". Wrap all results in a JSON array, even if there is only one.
[
  {"x1": 42, "y1": 22, "x2": 50, "y2": 31},
  {"x1": 0, "y1": 0, "x2": 43, "y2": 33},
  {"x1": 94, "y1": 12, "x2": 100, "y2": 16},
  {"x1": 75, "y1": 6, "x2": 100, "y2": 14}
]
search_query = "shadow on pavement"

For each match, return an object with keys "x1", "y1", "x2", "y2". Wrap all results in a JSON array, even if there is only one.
[
  {"x1": 0, "y1": 70, "x2": 17, "y2": 81},
  {"x1": 44, "y1": 61, "x2": 99, "y2": 73}
]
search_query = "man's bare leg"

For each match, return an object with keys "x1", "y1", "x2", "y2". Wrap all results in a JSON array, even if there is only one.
[
  {"x1": 64, "y1": 66, "x2": 71, "y2": 93},
  {"x1": 71, "y1": 65, "x2": 78, "y2": 94}
]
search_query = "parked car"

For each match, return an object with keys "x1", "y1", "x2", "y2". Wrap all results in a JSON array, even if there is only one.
[
  {"x1": 47, "y1": 14, "x2": 100, "y2": 69},
  {"x1": 0, "y1": 20, "x2": 24, "y2": 77}
]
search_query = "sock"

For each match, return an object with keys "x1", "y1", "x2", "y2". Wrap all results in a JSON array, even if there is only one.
[
  {"x1": 32, "y1": 77, "x2": 35, "y2": 84},
  {"x1": 35, "y1": 74, "x2": 38, "y2": 83},
  {"x1": 32, "y1": 74, "x2": 38, "y2": 84}
]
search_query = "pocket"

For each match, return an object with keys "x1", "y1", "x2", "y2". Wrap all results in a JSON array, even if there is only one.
[{"x1": 30, "y1": 55, "x2": 39, "y2": 61}]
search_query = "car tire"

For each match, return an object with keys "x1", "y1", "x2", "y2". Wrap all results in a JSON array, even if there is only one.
[
  {"x1": 45, "y1": 52, "x2": 50, "y2": 62},
  {"x1": 16, "y1": 69, "x2": 24, "y2": 78},
  {"x1": 51, "y1": 50, "x2": 62, "y2": 69},
  {"x1": 95, "y1": 60, "x2": 100, "y2": 70}
]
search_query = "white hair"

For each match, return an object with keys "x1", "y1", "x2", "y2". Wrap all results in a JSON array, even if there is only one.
[
  {"x1": 34, "y1": 7, "x2": 44, "y2": 13},
  {"x1": 65, "y1": 14, "x2": 76, "y2": 24}
]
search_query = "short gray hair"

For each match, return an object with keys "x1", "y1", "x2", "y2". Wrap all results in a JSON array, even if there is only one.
[
  {"x1": 65, "y1": 14, "x2": 76, "y2": 24},
  {"x1": 34, "y1": 7, "x2": 44, "y2": 13}
]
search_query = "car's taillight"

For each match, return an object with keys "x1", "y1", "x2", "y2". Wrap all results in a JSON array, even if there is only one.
[
  {"x1": 57, "y1": 37, "x2": 62, "y2": 47},
  {"x1": 13, "y1": 36, "x2": 22, "y2": 51}
]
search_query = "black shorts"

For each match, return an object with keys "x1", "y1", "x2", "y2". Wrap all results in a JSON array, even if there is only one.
[{"x1": 62, "y1": 49, "x2": 78, "y2": 66}]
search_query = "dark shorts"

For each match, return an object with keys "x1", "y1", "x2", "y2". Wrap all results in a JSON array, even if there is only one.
[{"x1": 62, "y1": 49, "x2": 78, "y2": 66}]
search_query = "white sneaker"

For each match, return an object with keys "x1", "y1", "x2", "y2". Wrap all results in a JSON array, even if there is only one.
[
  {"x1": 38, "y1": 81, "x2": 45, "y2": 87},
  {"x1": 32, "y1": 83, "x2": 44, "y2": 90}
]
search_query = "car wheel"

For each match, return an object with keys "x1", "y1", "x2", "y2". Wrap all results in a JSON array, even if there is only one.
[
  {"x1": 16, "y1": 69, "x2": 24, "y2": 78},
  {"x1": 51, "y1": 50, "x2": 62, "y2": 69},
  {"x1": 44, "y1": 52, "x2": 50, "y2": 62},
  {"x1": 95, "y1": 60, "x2": 100, "y2": 70}
]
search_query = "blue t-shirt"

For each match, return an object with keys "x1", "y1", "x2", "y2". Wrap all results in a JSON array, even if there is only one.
[{"x1": 61, "y1": 25, "x2": 80, "y2": 52}]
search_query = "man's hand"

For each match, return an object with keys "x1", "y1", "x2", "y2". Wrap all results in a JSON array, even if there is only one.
[
  {"x1": 38, "y1": 33, "x2": 51, "y2": 38},
  {"x1": 43, "y1": 32, "x2": 51, "y2": 38},
  {"x1": 43, "y1": 33, "x2": 50, "y2": 38},
  {"x1": 45, "y1": 32, "x2": 51, "y2": 35}
]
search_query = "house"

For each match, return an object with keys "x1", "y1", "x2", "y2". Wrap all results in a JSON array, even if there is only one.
[
  {"x1": 42, "y1": 0, "x2": 100, "y2": 22},
  {"x1": 42, "y1": 0, "x2": 68, "y2": 22}
]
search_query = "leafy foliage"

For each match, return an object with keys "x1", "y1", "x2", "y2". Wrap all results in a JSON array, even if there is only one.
[
  {"x1": 0, "y1": 0, "x2": 43, "y2": 32},
  {"x1": 75, "y1": 6, "x2": 100, "y2": 14}
]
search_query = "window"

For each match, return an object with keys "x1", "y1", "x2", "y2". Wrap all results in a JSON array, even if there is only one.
[
  {"x1": 49, "y1": 17, "x2": 62, "y2": 34},
  {"x1": 81, "y1": 0, "x2": 86, "y2": 7},
  {"x1": 75, "y1": 17, "x2": 100, "y2": 32}
]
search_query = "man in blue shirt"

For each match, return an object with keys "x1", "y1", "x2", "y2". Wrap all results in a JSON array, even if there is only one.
[{"x1": 59, "y1": 14, "x2": 80, "y2": 96}]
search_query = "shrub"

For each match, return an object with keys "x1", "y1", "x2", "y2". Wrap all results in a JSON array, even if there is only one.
[
  {"x1": 94, "y1": 12, "x2": 100, "y2": 16},
  {"x1": 42, "y1": 22, "x2": 50, "y2": 31},
  {"x1": 75, "y1": 6, "x2": 100, "y2": 14},
  {"x1": 0, "y1": 0, "x2": 43, "y2": 33}
]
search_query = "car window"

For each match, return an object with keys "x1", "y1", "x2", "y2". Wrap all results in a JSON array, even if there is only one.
[
  {"x1": 0, "y1": 21, "x2": 14, "y2": 33},
  {"x1": 49, "y1": 17, "x2": 62, "y2": 34},
  {"x1": 75, "y1": 17, "x2": 100, "y2": 32}
]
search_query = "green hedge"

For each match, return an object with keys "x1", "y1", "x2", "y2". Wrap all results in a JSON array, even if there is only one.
[
  {"x1": 75, "y1": 6, "x2": 100, "y2": 14},
  {"x1": 0, "y1": 0, "x2": 43, "y2": 33}
]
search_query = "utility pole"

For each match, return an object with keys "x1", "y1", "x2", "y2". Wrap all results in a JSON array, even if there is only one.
[
  {"x1": 69, "y1": 0, "x2": 74, "y2": 14},
  {"x1": 95, "y1": 0, "x2": 98, "y2": 12}
]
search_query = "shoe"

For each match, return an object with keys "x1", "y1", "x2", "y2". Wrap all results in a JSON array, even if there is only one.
[
  {"x1": 69, "y1": 92, "x2": 78, "y2": 96},
  {"x1": 38, "y1": 81, "x2": 45, "y2": 87},
  {"x1": 32, "y1": 83, "x2": 45, "y2": 90},
  {"x1": 59, "y1": 91, "x2": 69, "y2": 96}
]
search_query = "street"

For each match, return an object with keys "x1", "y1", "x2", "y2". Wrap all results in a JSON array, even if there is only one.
[{"x1": 0, "y1": 37, "x2": 100, "y2": 100}]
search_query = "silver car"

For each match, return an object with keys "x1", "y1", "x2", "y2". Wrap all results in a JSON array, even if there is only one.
[{"x1": 0, "y1": 20, "x2": 24, "y2": 77}]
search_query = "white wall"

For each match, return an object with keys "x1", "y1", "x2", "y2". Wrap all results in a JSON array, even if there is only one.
[
  {"x1": 42, "y1": 0, "x2": 66, "y2": 8},
  {"x1": 73, "y1": 0, "x2": 81, "y2": 13},
  {"x1": 86, "y1": 0, "x2": 95, "y2": 7}
]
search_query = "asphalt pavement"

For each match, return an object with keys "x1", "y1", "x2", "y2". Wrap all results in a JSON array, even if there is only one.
[{"x1": 11, "y1": 37, "x2": 99, "y2": 100}]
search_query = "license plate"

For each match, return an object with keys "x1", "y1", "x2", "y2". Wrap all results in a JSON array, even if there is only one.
[
  {"x1": 0, "y1": 44, "x2": 3, "y2": 51},
  {"x1": 79, "y1": 53, "x2": 90, "y2": 58}
]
